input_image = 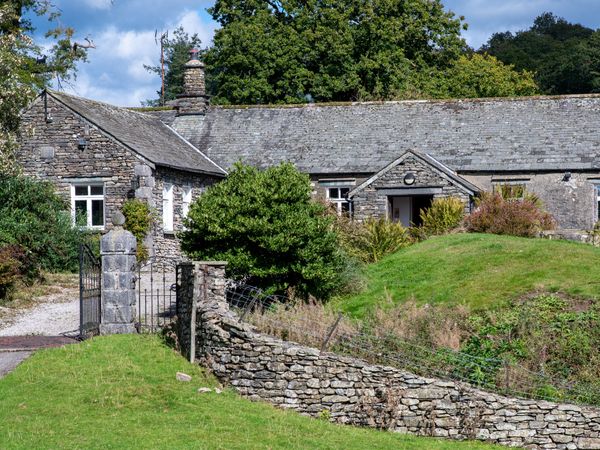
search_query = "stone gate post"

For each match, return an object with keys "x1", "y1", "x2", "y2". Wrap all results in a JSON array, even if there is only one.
[{"x1": 100, "y1": 212, "x2": 137, "y2": 335}]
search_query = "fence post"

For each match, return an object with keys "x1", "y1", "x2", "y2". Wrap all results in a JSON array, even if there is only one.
[
  {"x1": 321, "y1": 313, "x2": 343, "y2": 353},
  {"x1": 99, "y1": 212, "x2": 137, "y2": 335}
]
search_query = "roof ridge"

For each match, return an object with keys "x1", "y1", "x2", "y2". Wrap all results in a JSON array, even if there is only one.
[
  {"x1": 48, "y1": 89, "x2": 162, "y2": 121},
  {"x1": 210, "y1": 93, "x2": 600, "y2": 110}
]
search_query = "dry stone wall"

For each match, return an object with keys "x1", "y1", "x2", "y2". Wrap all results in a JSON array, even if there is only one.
[{"x1": 178, "y1": 262, "x2": 600, "y2": 450}]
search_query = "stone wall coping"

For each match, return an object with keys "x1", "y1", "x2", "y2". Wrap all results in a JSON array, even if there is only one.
[{"x1": 194, "y1": 261, "x2": 228, "y2": 266}]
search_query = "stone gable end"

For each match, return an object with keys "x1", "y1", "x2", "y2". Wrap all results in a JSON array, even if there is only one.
[
  {"x1": 17, "y1": 94, "x2": 149, "y2": 232},
  {"x1": 352, "y1": 154, "x2": 472, "y2": 221},
  {"x1": 371, "y1": 154, "x2": 456, "y2": 190}
]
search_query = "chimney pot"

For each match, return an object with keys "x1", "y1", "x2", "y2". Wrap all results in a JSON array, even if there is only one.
[{"x1": 174, "y1": 47, "x2": 208, "y2": 115}]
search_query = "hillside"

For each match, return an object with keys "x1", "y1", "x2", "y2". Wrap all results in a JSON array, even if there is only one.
[
  {"x1": 337, "y1": 233, "x2": 600, "y2": 317},
  {"x1": 0, "y1": 335, "x2": 496, "y2": 450}
]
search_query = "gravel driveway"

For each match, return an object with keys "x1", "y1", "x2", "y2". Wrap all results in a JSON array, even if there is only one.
[{"x1": 0, "y1": 286, "x2": 79, "y2": 337}]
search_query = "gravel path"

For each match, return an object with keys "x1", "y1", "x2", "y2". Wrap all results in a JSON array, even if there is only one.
[
  {"x1": 0, "y1": 352, "x2": 31, "y2": 379},
  {"x1": 0, "y1": 286, "x2": 79, "y2": 337}
]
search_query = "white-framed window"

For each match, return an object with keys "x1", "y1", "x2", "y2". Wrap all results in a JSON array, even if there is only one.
[
  {"x1": 71, "y1": 183, "x2": 105, "y2": 229},
  {"x1": 327, "y1": 187, "x2": 352, "y2": 214},
  {"x1": 182, "y1": 185, "x2": 193, "y2": 218},
  {"x1": 163, "y1": 183, "x2": 174, "y2": 232},
  {"x1": 493, "y1": 182, "x2": 527, "y2": 201}
]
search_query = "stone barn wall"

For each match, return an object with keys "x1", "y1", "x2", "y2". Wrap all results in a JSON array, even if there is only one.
[{"x1": 178, "y1": 262, "x2": 600, "y2": 450}]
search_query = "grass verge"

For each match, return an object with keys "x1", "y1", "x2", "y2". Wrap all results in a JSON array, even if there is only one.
[
  {"x1": 335, "y1": 233, "x2": 600, "y2": 317},
  {"x1": 0, "y1": 335, "x2": 498, "y2": 450}
]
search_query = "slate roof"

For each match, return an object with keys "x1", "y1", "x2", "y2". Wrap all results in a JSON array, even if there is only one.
[
  {"x1": 171, "y1": 95, "x2": 600, "y2": 174},
  {"x1": 48, "y1": 91, "x2": 225, "y2": 176}
]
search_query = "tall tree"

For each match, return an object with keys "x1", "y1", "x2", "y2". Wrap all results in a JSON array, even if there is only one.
[
  {"x1": 0, "y1": 0, "x2": 88, "y2": 175},
  {"x1": 480, "y1": 12, "x2": 597, "y2": 95},
  {"x1": 143, "y1": 27, "x2": 202, "y2": 106},
  {"x1": 204, "y1": 0, "x2": 469, "y2": 104},
  {"x1": 421, "y1": 53, "x2": 538, "y2": 99}
]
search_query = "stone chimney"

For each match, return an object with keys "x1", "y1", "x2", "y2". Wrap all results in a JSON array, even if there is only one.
[{"x1": 174, "y1": 49, "x2": 209, "y2": 115}]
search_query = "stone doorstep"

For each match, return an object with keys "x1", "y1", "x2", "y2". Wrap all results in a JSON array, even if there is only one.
[{"x1": 0, "y1": 335, "x2": 78, "y2": 352}]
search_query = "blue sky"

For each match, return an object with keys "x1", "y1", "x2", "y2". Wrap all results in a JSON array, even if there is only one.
[{"x1": 31, "y1": 0, "x2": 600, "y2": 106}]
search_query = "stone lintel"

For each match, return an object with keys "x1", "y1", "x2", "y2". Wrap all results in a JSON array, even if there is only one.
[
  {"x1": 376, "y1": 187, "x2": 443, "y2": 196},
  {"x1": 193, "y1": 261, "x2": 228, "y2": 266}
]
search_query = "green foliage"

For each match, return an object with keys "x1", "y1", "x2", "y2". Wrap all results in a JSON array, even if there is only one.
[
  {"x1": 421, "y1": 53, "x2": 538, "y2": 99},
  {"x1": 337, "y1": 217, "x2": 412, "y2": 263},
  {"x1": 0, "y1": 1, "x2": 87, "y2": 175},
  {"x1": 465, "y1": 192, "x2": 556, "y2": 237},
  {"x1": 463, "y1": 294, "x2": 600, "y2": 405},
  {"x1": 419, "y1": 197, "x2": 465, "y2": 236},
  {"x1": 143, "y1": 27, "x2": 203, "y2": 106},
  {"x1": 0, "y1": 244, "x2": 25, "y2": 300},
  {"x1": 181, "y1": 163, "x2": 347, "y2": 299},
  {"x1": 480, "y1": 12, "x2": 600, "y2": 95},
  {"x1": 122, "y1": 199, "x2": 153, "y2": 262},
  {"x1": 0, "y1": 175, "x2": 83, "y2": 286},
  {"x1": 205, "y1": 0, "x2": 468, "y2": 104}
]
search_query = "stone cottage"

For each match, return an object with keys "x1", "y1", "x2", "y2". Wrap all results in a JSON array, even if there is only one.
[
  {"x1": 166, "y1": 54, "x2": 600, "y2": 231},
  {"x1": 17, "y1": 51, "x2": 600, "y2": 259},
  {"x1": 17, "y1": 89, "x2": 226, "y2": 259}
]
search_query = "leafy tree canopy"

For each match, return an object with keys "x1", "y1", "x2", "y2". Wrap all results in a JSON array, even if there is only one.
[
  {"x1": 203, "y1": 0, "x2": 470, "y2": 104},
  {"x1": 180, "y1": 163, "x2": 347, "y2": 300},
  {"x1": 0, "y1": 0, "x2": 88, "y2": 175},
  {"x1": 421, "y1": 53, "x2": 538, "y2": 99},
  {"x1": 143, "y1": 27, "x2": 202, "y2": 106},
  {"x1": 480, "y1": 12, "x2": 600, "y2": 95}
]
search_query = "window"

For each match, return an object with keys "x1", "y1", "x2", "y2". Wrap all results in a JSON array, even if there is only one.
[
  {"x1": 182, "y1": 186, "x2": 193, "y2": 218},
  {"x1": 71, "y1": 184, "x2": 104, "y2": 229},
  {"x1": 493, "y1": 183, "x2": 526, "y2": 201},
  {"x1": 327, "y1": 187, "x2": 352, "y2": 214},
  {"x1": 163, "y1": 183, "x2": 174, "y2": 232}
]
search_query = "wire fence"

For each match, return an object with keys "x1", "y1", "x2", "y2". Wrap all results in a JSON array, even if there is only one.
[{"x1": 225, "y1": 282, "x2": 600, "y2": 407}]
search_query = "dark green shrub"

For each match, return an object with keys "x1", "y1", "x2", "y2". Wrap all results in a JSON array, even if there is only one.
[
  {"x1": 122, "y1": 199, "x2": 153, "y2": 262},
  {"x1": 0, "y1": 175, "x2": 83, "y2": 278},
  {"x1": 419, "y1": 197, "x2": 465, "y2": 236},
  {"x1": 0, "y1": 245, "x2": 25, "y2": 300},
  {"x1": 465, "y1": 192, "x2": 555, "y2": 237},
  {"x1": 180, "y1": 163, "x2": 347, "y2": 299}
]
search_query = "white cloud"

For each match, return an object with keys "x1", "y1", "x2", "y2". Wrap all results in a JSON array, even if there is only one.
[
  {"x1": 62, "y1": 69, "x2": 157, "y2": 106},
  {"x1": 171, "y1": 9, "x2": 218, "y2": 46},
  {"x1": 58, "y1": 26, "x2": 161, "y2": 106},
  {"x1": 83, "y1": 0, "x2": 113, "y2": 10}
]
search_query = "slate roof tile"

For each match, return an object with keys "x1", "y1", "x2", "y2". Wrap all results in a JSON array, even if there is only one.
[
  {"x1": 171, "y1": 95, "x2": 600, "y2": 174},
  {"x1": 49, "y1": 91, "x2": 225, "y2": 176}
]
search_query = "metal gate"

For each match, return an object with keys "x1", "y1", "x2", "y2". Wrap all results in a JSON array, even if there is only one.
[
  {"x1": 136, "y1": 259, "x2": 179, "y2": 332},
  {"x1": 79, "y1": 243, "x2": 101, "y2": 338}
]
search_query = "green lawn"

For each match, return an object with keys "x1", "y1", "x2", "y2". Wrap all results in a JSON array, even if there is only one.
[
  {"x1": 0, "y1": 335, "x2": 497, "y2": 450},
  {"x1": 336, "y1": 233, "x2": 600, "y2": 317}
]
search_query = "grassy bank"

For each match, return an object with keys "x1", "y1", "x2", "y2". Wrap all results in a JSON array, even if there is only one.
[
  {"x1": 0, "y1": 335, "x2": 497, "y2": 449},
  {"x1": 336, "y1": 233, "x2": 600, "y2": 317}
]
